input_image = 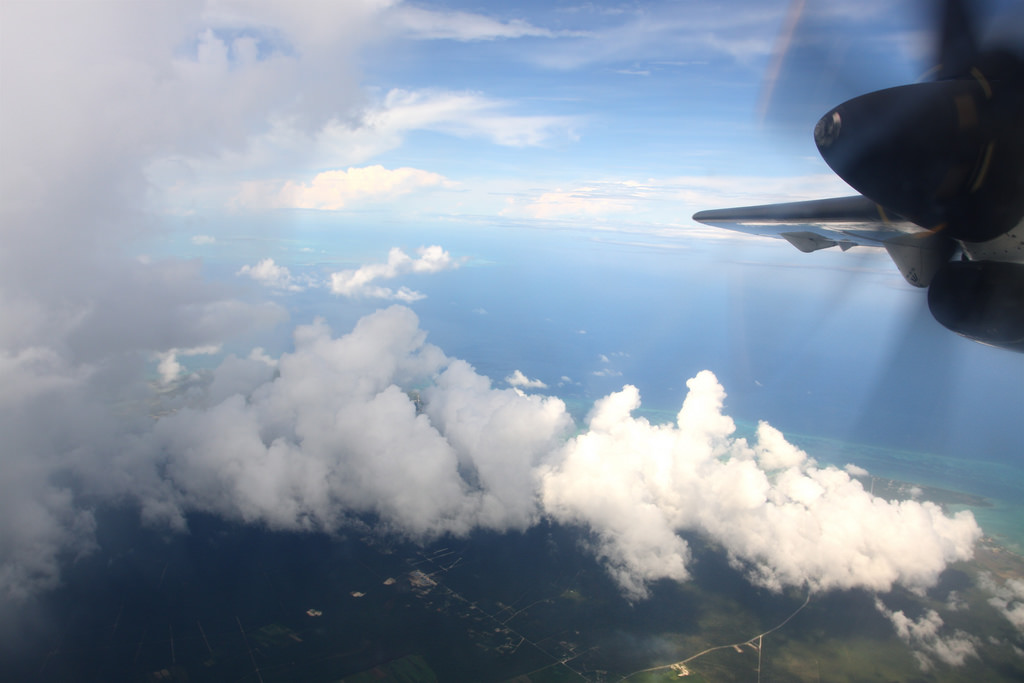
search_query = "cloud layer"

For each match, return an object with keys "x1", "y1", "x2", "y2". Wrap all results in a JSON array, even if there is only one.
[
  {"x1": 540, "y1": 372, "x2": 980, "y2": 599},
  {"x1": 0, "y1": 304, "x2": 981, "y2": 608},
  {"x1": 6, "y1": 304, "x2": 980, "y2": 604},
  {"x1": 146, "y1": 307, "x2": 572, "y2": 537}
]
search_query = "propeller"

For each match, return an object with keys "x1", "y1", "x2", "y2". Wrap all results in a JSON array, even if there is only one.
[
  {"x1": 748, "y1": 2, "x2": 943, "y2": 341},
  {"x1": 758, "y1": 0, "x2": 926, "y2": 135},
  {"x1": 756, "y1": 0, "x2": 1024, "y2": 351},
  {"x1": 935, "y1": 0, "x2": 981, "y2": 78}
]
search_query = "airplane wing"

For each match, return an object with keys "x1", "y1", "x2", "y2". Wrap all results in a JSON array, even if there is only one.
[
  {"x1": 693, "y1": 195, "x2": 955, "y2": 287},
  {"x1": 692, "y1": 195, "x2": 927, "y2": 252}
]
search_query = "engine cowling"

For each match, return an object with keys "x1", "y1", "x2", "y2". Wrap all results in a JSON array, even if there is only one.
[{"x1": 928, "y1": 260, "x2": 1024, "y2": 351}]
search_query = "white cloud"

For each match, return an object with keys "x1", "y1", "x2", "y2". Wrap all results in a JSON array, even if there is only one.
[
  {"x1": 148, "y1": 306, "x2": 573, "y2": 536},
  {"x1": 191, "y1": 235, "x2": 216, "y2": 245},
  {"x1": 754, "y1": 421, "x2": 810, "y2": 470},
  {"x1": 235, "y1": 247, "x2": 460, "y2": 300},
  {"x1": 980, "y1": 572, "x2": 1024, "y2": 633},
  {"x1": 236, "y1": 165, "x2": 453, "y2": 211},
  {"x1": 238, "y1": 247, "x2": 457, "y2": 297},
  {"x1": 155, "y1": 344, "x2": 222, "y2": 385},
  {"x1": 0, "y1": 301, "x2": 984, "y2": 646},
  {"x1": 506, "y1": 370, "x2": 547, "y2": 390},
  {"x1": 845, "y1": 463, "x2": 869, "y2": 477},
  {"x1": 874, "y1": 598, "x2": 980, "y2": 670},
  {"x1": 152, "y1": 87, "x2": 582, "y2": 214},
  {"x1": 540, "y1": 371, "x2": 980, "y2": 600},
  {"x1": 238, "y1": 258, "x2": 308, "y2": 292},
  {"x1": 330, "y1": 245, "x2": 460, "y2": 301}
]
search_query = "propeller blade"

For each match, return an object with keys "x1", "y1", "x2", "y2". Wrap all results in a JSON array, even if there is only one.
[{"x1": 935, "y1": 0, "x2": 980, "y2": 79}]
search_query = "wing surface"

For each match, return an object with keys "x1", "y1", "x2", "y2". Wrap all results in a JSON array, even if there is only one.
[{"x1": 692, "y1": 195, "x2": 927, "y2": 252}]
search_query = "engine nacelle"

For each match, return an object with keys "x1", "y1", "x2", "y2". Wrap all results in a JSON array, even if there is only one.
[{"x1": 928, "y1": 260, "x2": 1024, "y2": 351}]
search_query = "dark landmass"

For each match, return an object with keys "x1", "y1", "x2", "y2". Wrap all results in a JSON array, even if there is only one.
[{"x1": 3, "y1": 504, "x2": 1024, "y2": 682}]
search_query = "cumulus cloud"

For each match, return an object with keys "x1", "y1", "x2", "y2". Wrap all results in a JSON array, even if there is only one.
[
  {"x1": 136, "y1": 309, "x2": 986, "y2": 598},
  {"x1": 980, "y1": 573, "x2": 1024, "y2": 632},
  {"x1": 238, "y1": 258, "x2": 309, "y2": 292},
  {"x1": 0, "y1": 301, "x2": 983, "y2": 644},
  {"x1": 874, "y1": 598, "x2": 980, "y2": 670},
  {"x1": 146, "y1": 306, "x2": 572, "y2": 537},
  {"x1": 754, "y1": 421, "x2": 810, "y2": 470},
  {"x1": 330, "y1": 245, "x2": 460, "y2": 301},
  {"x1": 506, "y1": 370, "x2": 547, "y2": 389},
  {"x1": 155, "y1": 344, "x2": 222, "y2": 385},
  {"x1": 131, "y1": 333, "x2": 983, "y2": 605},
  {"x1": 540, "y1": 371, "x2": 980, "y2": 600},
  {"x1": 845, "y1": 463, "x2": 869, "y2": 477},
  {"x1": 237, "y1": 247, "x2": 457, "y2": 298}
]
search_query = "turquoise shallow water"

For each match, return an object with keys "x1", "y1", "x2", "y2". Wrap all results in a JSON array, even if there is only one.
[{"x1": 971, "y1": 500, "x2": 1024, "y2": 554}]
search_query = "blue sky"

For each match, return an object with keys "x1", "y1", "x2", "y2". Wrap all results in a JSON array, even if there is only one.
[
  {"x1": 136, "y1": 0, "x2": 1019, "y2": 458},
  {"x1": 149, "y1": 0, "x2": 893, "y2": 221},
  {"x1": 3, "y1": 0, "x2": 1024, "y2": 671}
]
